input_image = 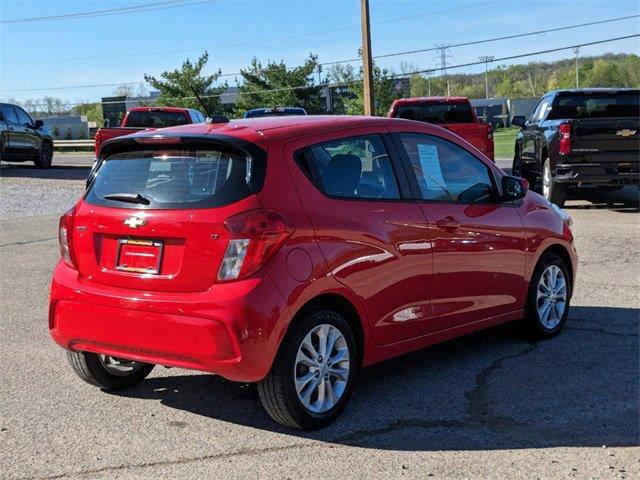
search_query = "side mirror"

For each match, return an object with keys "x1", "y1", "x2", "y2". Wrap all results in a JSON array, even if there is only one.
[
  {"x1": 34, "y1": 119, "x2": 44, "y2": 129},
  {"x1": 511, "y1": 115, "x2": 526, "y2": 128},
  {"x1": 501, "y1": 175, "x2": 528, "y2": 201}
]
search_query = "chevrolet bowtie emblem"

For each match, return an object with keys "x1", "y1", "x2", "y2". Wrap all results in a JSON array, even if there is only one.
[
  {"x1": 616, "y1": 129, "x2": 636, "y2": 137},
  {"x1": 123, "y1": 216, "x2": 146, "y2": 229}
]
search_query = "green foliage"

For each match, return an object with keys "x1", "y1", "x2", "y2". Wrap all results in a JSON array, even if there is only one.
[
  {"x1": 144, "y1": 52, "x2": 226, "y2": 115},
  {"x1": 409, "y1": 54, "x2": 639, "y2": 99},
  {"x1": 327, "y1": 62, "x2": 403, "y2": 116},
  {"x1": 234, "y1": 55, "x2": 324, "y2": 116},
  {"x1": 71, "y1": 102, "x2": 104, "y2": 127}
]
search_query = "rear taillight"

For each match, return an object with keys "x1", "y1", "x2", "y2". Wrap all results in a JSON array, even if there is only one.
[
  {"x1": 559, "y1": 123, "x2": 571, "y2": 155},
  {"x1": 487, "y1": 125, "x2": 493, "y2": 140},
  {"x1": 217, "y1": 209, "x2": 294, "y2": 282},
  {"x1": 58, "y1": 207, "x2": 77, "y2": 269},
  {"x1": 94, "y1": 131, "x2": 101, "y2": 158}
]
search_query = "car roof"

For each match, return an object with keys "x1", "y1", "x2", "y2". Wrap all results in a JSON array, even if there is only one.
[
  {"x1": 124, "y1": 115, "x2": 428, "y2": 143},
  {"x1": 127, "y1": 106, "x2": 190, "y2": 113},
  {"x1": 392, "y1": 96, "x2": 470, "y2": 105},
  {"x1": 549, "y1": 88, "x2": 639, "y2": 95}
]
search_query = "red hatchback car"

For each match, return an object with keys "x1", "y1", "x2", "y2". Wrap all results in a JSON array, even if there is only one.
[{"x1": 50, "y1": 116, "x2": 576, "y2": 429}]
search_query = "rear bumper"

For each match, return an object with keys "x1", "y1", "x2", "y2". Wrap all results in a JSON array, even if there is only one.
[
  {"x1": 555, "y1": 161, "x2": 639, "y2": 185},
  {"x1": 49, "y1": 261, "x2": 291, "y2": 382}
]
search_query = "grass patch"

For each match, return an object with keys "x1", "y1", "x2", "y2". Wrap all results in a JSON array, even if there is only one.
[{"x1": 493, "y1": 127, "x2": 519, "y2": 159}]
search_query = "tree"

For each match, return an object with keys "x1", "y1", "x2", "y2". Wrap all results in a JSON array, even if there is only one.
[
  {"x1": 113, "y1": 84, "x2": 134, "y2": 97},
  {"x1": 336, "y1": 63, "x2": 403, "y2": 116},
  {"x1": 71, "y1": 102, "x2": 104, "y2": 127},
  {"x1": 234, "y1": 55, "x2": 325, "y2": 116},
  {"x1": 144, "y1": 52, "x2": 226, "y2": 114},
  {"x1": 42, "y1": 96, "x2": 69, "y2": 116}
]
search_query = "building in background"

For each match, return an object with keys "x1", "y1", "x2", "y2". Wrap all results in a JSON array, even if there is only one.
[
  {"x1": 41, "y1": 115, "x2": 94, "y2": 140},
  {"x1": 100, "y1": 91, "x2": 161, "y2": 126}
]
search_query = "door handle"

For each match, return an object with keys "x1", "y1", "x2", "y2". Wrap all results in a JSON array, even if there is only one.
[{"x1": 436, "y1": 217, "x2": 460, "y2": 231}]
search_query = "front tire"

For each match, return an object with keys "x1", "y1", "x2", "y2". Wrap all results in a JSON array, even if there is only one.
[
  {"x1": 257, "y1": 308, "x2": 357, "y2": 430},
  {"x1": 512, "y1": 151, "x2": 536, "y2": 189},
  {"x1": 521, "y1": 253, "x2": 571, "y2": 339},
  {"x1": 541, "y1": 157, "x2": 566, "y2": 207},
  {"x1": 34, "y1": 141, "x2": 53, "y2": 168},
  {"x1": 67, "y1": 351, "x2": 154, "y2": 390}
]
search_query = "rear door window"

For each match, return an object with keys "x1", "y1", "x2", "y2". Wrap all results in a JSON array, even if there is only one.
[
  {"x1": 85, "y1": 148, "x2": 254, "y2": 209},
  {"x1": 305, "y1": 135, "x2": 401, "y2": 200},
  {"x1": 0, "y1": 106, "x2": 19, "y2": 124}
]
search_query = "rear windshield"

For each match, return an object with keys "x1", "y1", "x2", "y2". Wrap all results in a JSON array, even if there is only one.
[
  {"x1": 125, "y1": 111, "x2": 189, "y2": 128},
  {"x1": 548, "y1": 92, "x2": 640, "y2": 119},
  {"x1": 395, "y1": 102, "x2": 475, "y2": 123},
  {"x1": 85, "y1": 149, "x2": 253, "y2": 209}
]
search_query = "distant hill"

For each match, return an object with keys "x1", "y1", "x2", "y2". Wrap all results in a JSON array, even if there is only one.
[{"x1": 410, "y1": 53, "x2": 640, "y2": 99}]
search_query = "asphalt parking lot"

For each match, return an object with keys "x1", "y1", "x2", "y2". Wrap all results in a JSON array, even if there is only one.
[{"x1": 1, "y1": 155, "x2": 638, "y2": 479}]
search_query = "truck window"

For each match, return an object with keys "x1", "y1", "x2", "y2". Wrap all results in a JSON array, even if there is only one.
[
  {"x1": 125, "y1": 111, "x2": 189, "y2": 128},
  {"x1": 395, "y1": 102, "x2": 475, "y2": 124},
  {"x1": 0, "y1": 105, "x2": 19, "y2": 124},
  {"x1": 548, "y1": 91, "x2": 640, "y2": 119}
]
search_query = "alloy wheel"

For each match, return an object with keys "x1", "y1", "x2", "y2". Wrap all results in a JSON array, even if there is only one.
[
  {"x1": 536, "y1": 264, "x2": 567, "y2": 330},
  {"x1": 98, "y1": 355, "x2": 146, "y2": 377},
  {"x1": 294, "y1": 324, "x2": 350, "y2": 413}
]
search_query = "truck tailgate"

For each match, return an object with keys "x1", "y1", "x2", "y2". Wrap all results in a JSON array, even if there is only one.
[
  {"x1": 439, "y1": 123, "x2": 493, "y2": 158},
  {"x1": 571, "y1": 118, "x2": 639, "y2": 157}
]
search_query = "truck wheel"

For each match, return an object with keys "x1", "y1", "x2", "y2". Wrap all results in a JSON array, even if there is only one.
[
  {"x1": 257, "y1": 308, "x2": 357, "y2": 430},
  {"x1": 512, "y1": 152, "x2": 536, "y2": 189},
  {"x1": 542, "y1": 158, "x2": 566, "y2": 207},
  {"x1": 520, "y1": 253, "x2": 571, "y2": 339},
  {"x1": 67, "y1": 350, "x2": 154, "y2": 390},
  {"x1": 34, "y1": 142, "x2": 53, "y2": 168}
]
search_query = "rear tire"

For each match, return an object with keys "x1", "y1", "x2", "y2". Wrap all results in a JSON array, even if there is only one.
[
  {"x1": 34, "y1": 141, "x2": 53, "y2": 168},
  {"x1": 67, "y1": 350, "x2": 154, "y2": 390},
  {"x1": 257, "y1": 308, "x2": 358, "y2": 430},
  {"x1": 541, "y1": 157, "x2": 566, "y2": 207},
  {"x1": 520, "y1": 253, "x2": 571, "y2": 339}
]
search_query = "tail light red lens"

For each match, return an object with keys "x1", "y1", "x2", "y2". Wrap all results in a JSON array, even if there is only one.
[
  {"x1": 217, "y1": 209, "x2": 294, "y2": 282},
  {"x1": 94, "y1": 131, "x2": 101, "y2": 158},
  {"x1": 559, "y1": 123, "x2": 572, "y2": 155},
  {"x1": 58, "y1": 207, "x2": 77, "y2": 269}
]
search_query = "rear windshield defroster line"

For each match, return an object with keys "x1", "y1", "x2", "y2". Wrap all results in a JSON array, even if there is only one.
[{"x1": 85, "y1": 138, "x2": 266, "y2": 210}]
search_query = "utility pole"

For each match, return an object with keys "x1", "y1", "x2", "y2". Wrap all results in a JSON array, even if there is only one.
[
  {"x1": 479, "y1": 55, "x2": 494, "y2": 99},
  {"x1": 435, "y1": 44, "x2": 452, "y2": 96},
  {"x1": 573, "y1": 47, "x2": 580, "y2": 88},
  {"x1": 360, "y1": 0, "x2": 374, "y2": 116},
  {"x1": 425, "y1": 70, "x2": 433, "y2": 96}
]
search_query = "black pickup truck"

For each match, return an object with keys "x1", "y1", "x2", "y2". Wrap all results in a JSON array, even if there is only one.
[{"x1": 511, "y1": 88, "x2": 639, "y2": 206}]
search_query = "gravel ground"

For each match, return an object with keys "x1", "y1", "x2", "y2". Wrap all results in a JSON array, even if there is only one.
[{"x1": 1, "y1": 156, "x2": 638, "y2": 479}]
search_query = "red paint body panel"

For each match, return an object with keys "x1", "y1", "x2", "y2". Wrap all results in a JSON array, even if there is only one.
[{"x1": 50, "y1": 116, "x2": 577, "y2": 382}]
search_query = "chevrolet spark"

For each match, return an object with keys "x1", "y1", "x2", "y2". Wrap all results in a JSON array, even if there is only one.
[{"x1": 50, "y1": 116, "x2": 576, "y2": 429}]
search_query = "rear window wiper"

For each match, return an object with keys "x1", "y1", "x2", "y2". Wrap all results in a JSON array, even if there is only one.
[{"x1": 102, "y1": 193, "x2": 151, "y2": 205}]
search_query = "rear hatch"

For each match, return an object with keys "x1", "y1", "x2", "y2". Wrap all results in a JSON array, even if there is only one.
[{"x1": 74, "y1": 139, "x2": 264, "y2": 293}]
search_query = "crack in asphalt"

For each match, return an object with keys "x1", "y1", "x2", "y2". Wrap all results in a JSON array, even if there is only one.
[
  {"x1": 0, "y1": 237, "x2": 56, "y2": 248},
  {"x1": 565, "y1": 326, "x2": 638, "y2": 338},
  {"x1": 30, "y1": 442, "x2": 317, "y2": 480}
]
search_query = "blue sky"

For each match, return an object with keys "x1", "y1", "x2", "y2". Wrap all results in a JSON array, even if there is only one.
[{"x1": 1, "y1": 0, "x2": 638, "y2": 104}]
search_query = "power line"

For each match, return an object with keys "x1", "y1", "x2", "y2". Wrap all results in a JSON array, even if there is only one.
[
  {"x1": 0, "y1": 0, "x2": 223, "y2": 24},
  {"x1": 3, "y1": 0, "x2": 500, "y2": 64},
  {"x1": 320, "y1": 14, "x2": 640, "y2": 66},
  {"x1": 18, "y1": 34, "x2": 639, "y2": 109}
]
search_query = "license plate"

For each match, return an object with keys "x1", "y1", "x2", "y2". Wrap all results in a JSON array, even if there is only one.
[{"x1": 116, "y1": 239, "x2": 163, "y2": 274}]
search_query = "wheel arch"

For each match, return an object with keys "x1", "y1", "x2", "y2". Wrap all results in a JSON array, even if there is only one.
[
  {"x1": 536, "y1": 243, "x2": 574, "y2": 289},
  {"x1": 288, "y1": 293, "x2": 366, "y2": 366}
]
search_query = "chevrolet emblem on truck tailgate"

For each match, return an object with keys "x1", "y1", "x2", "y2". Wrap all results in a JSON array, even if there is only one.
[
  {"x1": 616, "y1": 129, "x2": 636, "y2": 137},
  {"x1": 124, "y1": 216, "x2": 147, "y2": 229}
]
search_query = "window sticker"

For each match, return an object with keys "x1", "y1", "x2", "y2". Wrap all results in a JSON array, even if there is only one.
[{"x1": 417, "y1": 143, "x2": 445, "y2": 187}]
